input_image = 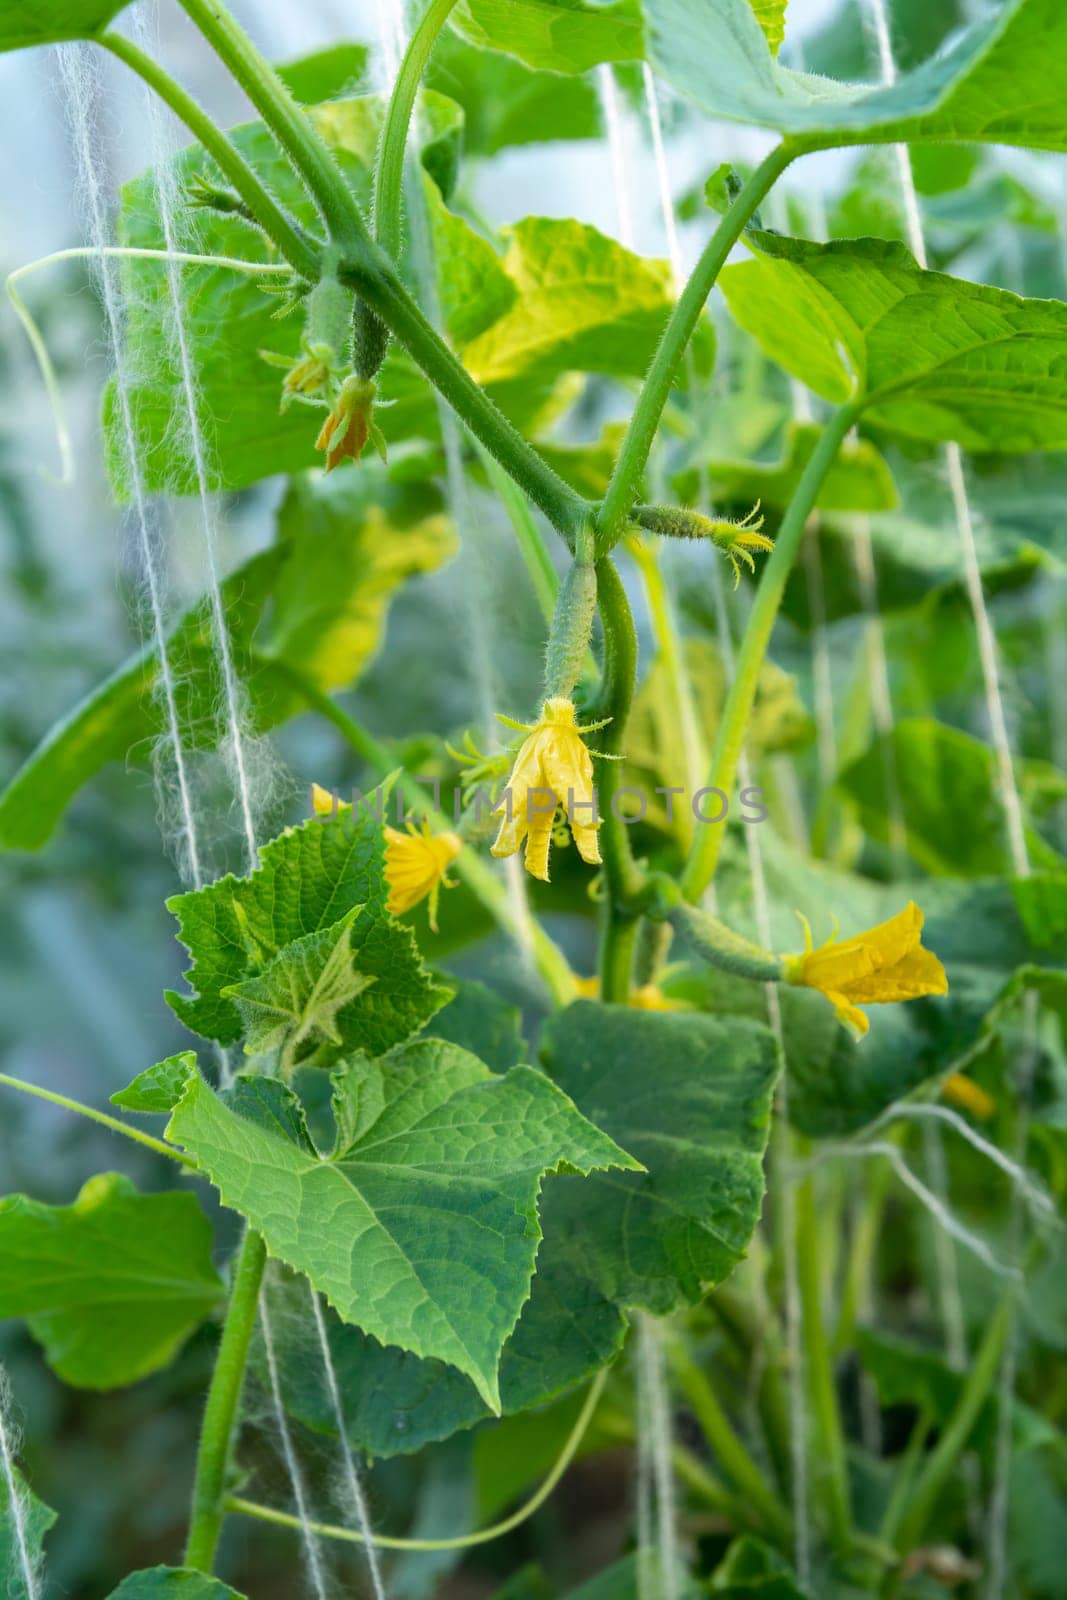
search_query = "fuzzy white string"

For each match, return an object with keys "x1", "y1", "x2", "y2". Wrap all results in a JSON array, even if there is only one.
[
  {"x1": 599, "y1": 65, "x2": 635, "y2": 250},
  {"x1": 308, "y1": 1288, "x2": 387, "y2": 1600},
  {"x1": 55, "y1": 42, "x2": 206, "y2": 891},
  {"x1": 0, "y1": 1369, "x2": 41, "y2": 1600},
  {"x1": 635, "y1": 1315, "x2": 679, "y2": 1600},
  {"x1": 259, "y1": 1292, "x2": 329, "y2": 1600}
]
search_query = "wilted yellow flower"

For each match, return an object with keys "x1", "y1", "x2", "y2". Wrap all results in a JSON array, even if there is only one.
[
  {"x1": 384, "y1": 820, "x2": 462, "y2": 931},
  {"x1": 315, "y1": 375, "x2": 386, "y2": 470},
  {"x1": 782, "y1": 901, "x2": 947, "y2": 1037},
  {"x1": 942, "y1": 1072, "x2": 995, "y2": 1120},
  {"x1": 491, "y1": 697, "x2": 603, "y2": 881},
  {"x1": 311, "y1": 782, "x2": 339, "y2": 817}
]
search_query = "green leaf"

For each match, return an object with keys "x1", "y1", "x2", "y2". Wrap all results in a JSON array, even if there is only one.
[
  {"x1": 838, "y1": 719, "x2": 1067, "y2": 877},
  {"x1": 462, "y1": 217, "x2": 677, "y2": 386},
  {"x1": 0, "y1": 1463, "x2": 55, "y2": 1600},
  {"x1": 427, "y1": 31, "x2": 601, "y2": 153},
  {"x1": 747, "y1": 0, "x2": 787, "y2": 55},
  {"x1": 449, "y1": 0, "x2": 644, "y2": 74},
  {"x1": 276, "y1": 44, "x2": 369, "y2": 104},
  {"x1": 0, "y1": 0, "x2": 131, "y2": 50},
  {"x1": 675, "y1": 422, "x2": 899, "y2": 515},
  {"x1": 647, "y1": 0, "x2": 1067, "y2": 153},
  {"x1": 104, "y1": 1570, "x2": 245, "y2": 1600},
  {"x1": 423, "y1": 979, "x2": 525, "y2": 1073},
  {"x1": 165, "y1": 1045, "x2": 639, "y2": 1409},
  {"x1": 111, "y1": 1053, "x2": 197, "y2": 1114},
  {"x1": 0, "y1": 1174, "x2": 224, "y2": 1388},
  {"x1": 712, "y1": 1536, "x2": 812, "y2": 1597},
  {"x1": 540, "y1": 1003, "x2": 779, "y2": 1312},
  {"x1": 721, "y1": 234, "x2": 1067, "y2": 452},
  {"x1": 166, "y1": 800, "x2": 450, "y2": 1053},
  {"x1": 0, "y1": 470, "x2": 453, "y2": 851},
  {"x1": 223, "y1": 912, "x2": 378, "y2": 1068},
  {"x1": 266, "y1": 1227, "x2": 626, "y2": 1455}
]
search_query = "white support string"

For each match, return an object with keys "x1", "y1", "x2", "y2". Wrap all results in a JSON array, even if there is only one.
[
  {"x1": 598, "y1": 65, "x2": 635, "y2": 250},
  {"x1": 308, "y1": 1288, "x2": 387, "y2": 1600},
  {"x1": 635, "y1": 1315, "x2": 680, "y2": 1600},
  {"x1": 259, "y1": 1292, "x2": 330, "y2": 1600},
  {"x1": 134, "y1": 5, "x2": 260, "y2": 873},
  {"x1": 0, "y1": 1368, "x2": 41, "y2": 1600},
  {"x1": 55, "y1": 42, "x2": 206, "y2": 892}
]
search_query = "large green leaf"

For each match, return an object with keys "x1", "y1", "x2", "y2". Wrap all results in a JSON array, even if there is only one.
[
  {"x1": 267, "y1": 1221, "x2": 626, "y2": 1456},
  {"x1": 0, "y1": 470, "x2": 453, "y2": 852},
  {"x1": 427, "y1": 31, "x2": 601, "y2": 153},
  {"x1": 0, "y1": 1463, "x2": 55, "y2": 1600},
  {"x1": 166, "y1": 798, "x2": 450, "y2": 1054},
  {"x1": 0, "y1": 0, "x2": 131, "y2": 50},
  {"x1": 0, "y1": 1174, "x2": 223, "y2": 1388},
  {"x1": 712, "y1": 1536, "x2": 811, "y2": 1597},
  {"x1": 462, "y1": 216, "x2": 675, "y2": 385},
  {"x1": 166, "y1": 1047, "x2": 639, "y2": 1409},
  {"x1": 450, "y1": 0, "x2": 643, "y2": 73},
  {"x1": 647, "y1": 0, "x2": 1067, "y2": 153},
  {"x1": 838, "y1": 719, "x2": 1067, "y2": 877},
  {"x1": 675, "y1": 422, "x2": 899, "y2": 515},
  {"x1": 721, "y1": 234, "x2": 1067, "y2": 452},
  {"x1": 540, "y1": 1003, "x2": 779, "y2": 1312},
  {"x1": 105, "y1": 1571, "x2": 245, "y2": 1600}
]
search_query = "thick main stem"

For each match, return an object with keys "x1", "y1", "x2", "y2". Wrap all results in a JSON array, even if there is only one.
[
  {"x1": 681, "y1": 401, "x2": 859, "y2": 901},
  {"x1": 99, "y1": 33, "x2": 319, "y2": 280},
  {"x1": 177, "y1": 0, "x2": 372, "y2": 250},
  {"x1": 597, "y1": 142, "x2": 797, "y2": 552},
  {"x1": 185, "y1": 1227, "x2": 267, "y2": 1573},
  {"x1": 373, "y1": 0, "x2": 462, "y2": 260}
]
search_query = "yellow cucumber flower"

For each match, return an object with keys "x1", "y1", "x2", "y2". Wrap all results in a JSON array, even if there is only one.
[
  {"x1": 384, "y1": 820, "x2": 462, "y2": 932},
  {"x1": 573, "y1": 975, "x2": 684, "y2": 1010},
  {"x1": 713, "y1": 502, "x2": 775, "y2": 588},
  {"x1": 315, "y1": 375, "x2": 387, "y2": 470},
  {"x1": 491, "y1": 697, "x2": 604, "y2": 881},
  {"x1": 782, "y1": 902, "x2": 947, "y2": 1038}
]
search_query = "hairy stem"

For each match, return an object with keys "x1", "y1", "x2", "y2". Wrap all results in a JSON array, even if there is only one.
[
  {"x1": 596, "y1": 143, "x2": 797, "y2": 552},
  {"x1": 185, "y1": 1227, "x2": 268, "y2": 1572},
  {"x1": 374, "y1": 0, "x2": 463, "y2": 260},
  {"x1": 681, "y1": 401, "x2": 860, "y2": 901},
  {"x1": 177, "y1": 0, "x2": 372, "y2": 251},
  {"x1": 0, "y1": 1072, "x2": 194, "y2": 1167},
  {"x1": 99, "y1": 32, "x2": 320, "y2": 279},
  {"x1": 267, "y1": 660, "x2": 577, "y2": 1006}
]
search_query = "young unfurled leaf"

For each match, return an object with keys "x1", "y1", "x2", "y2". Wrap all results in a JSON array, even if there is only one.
[
  {"x1": 540, "y1": 1004, "x2": 780, "y2": 1312},
  {"x1": 166, "y1": 799, "x2": 450, "y2": 1053},
  {"x1": 111, "y1": 1053, "x2": 197, "y2": 1114},
  {"x1": 721, "y1": 234, "x2": 1067, "y2": 451},
  {"x1": 165, "y1": 1044, "x2": 640, "y2": 1409},
  {"x1": 648, "y1": 0, "x2": 1067, "y2": 154},
  {"x1": 223, "y1": 911, "x2": 378, "y2": 1070},
  {"x1": 0, "y1": 1175, "x2": 224, "y2": 1388}
]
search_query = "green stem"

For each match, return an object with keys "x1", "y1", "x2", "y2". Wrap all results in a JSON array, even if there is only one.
[
  {"x1": 592, "y1": 557, "x2": 647, "y2": 1000},
  {"x1": 355, "y1": 264, "x2": 589, "y2": 541},
  {"x1": 374, "y1": 0, "x2": 462, "y2": 260},
  {"x1": 185, "y1": 1227, "x2": 268, "y2": 1572},
  {"x1": 266, "y1": 660, "x2": 577, "y2": 1007},
  {"x1": 478, "y1": 444, "x2": 559, "y2": 626},
  {"x1": 0, "y1": 1072, "x2": 195, "y2": 1168},
  {"x1": 893, "y1": 1297, "x2": 1012, "y2": 1559},
  {"x1": 596, "y1": 142, "x2": 797, "y2": 552},
  {"x1": 230, "y1": 1366, "x2": 607, "y2": 1550},
  {"x1": 878, "y1": 1406, "x2": 932, "y2": 1550},
  {"x1": 795, "y1": 1168, "x2": 852, "y2": 1548},
  {"x1": 177, "y1": 0, "x2": 371, "y2": 251},
  {"x1": 99, "y1": 33, "x2": 319, "y2": 280},
  {"x1": 680, "y1": 400, "x2": 860, "y2": 901},
  {"x1": 668, "y1": 1343, "x2": 793, "y2": 1542}
]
